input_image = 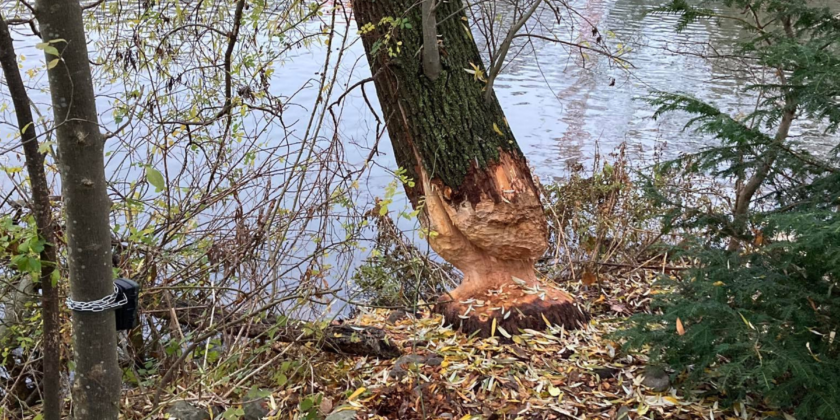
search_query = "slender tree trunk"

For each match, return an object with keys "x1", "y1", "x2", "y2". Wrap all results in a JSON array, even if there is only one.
[
  {"x1": 726, "y1": 15, "x2": 797, "y2": 252},
  {"x1": 0, "y1": 13, "x2": 62, "y2": 420},
  {"x1": 34, "y1": 0, "x2": 120, "y2": 418},
  {"x1": 353, "y1": 0, "x2": 587, "y2": 338},
  {"x1": 727, "y1": 97, "x2": 797, "y2": 252}
]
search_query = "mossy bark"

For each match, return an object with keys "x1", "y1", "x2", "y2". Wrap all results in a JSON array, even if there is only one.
[
  {"x1": 355, "y1": 0, "x2": 517, "y2": 201},
  {"x1": 354, "y1": 0, "x2": 588, "y2": 337}
]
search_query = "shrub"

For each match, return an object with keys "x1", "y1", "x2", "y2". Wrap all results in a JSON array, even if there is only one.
[
  {"x1": 621, "y1": 202, "x2": 840, "y2": 418},
  {"x1": 619, "y1": 1, "x2": 840, "y2": 418}
]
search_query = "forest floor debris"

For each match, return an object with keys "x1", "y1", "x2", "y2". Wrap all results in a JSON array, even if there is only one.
[{"x1": 137, "y1": 268, "x2": 785, "y2": 420}]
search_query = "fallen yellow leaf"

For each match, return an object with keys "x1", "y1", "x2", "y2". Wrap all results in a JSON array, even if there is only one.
[
  {"x1": 541, "y1": 313, "x2": 552, "y2": 328},
  {"x1": 493, "y1": 123, "x2": 504, "y2": 136},
  {"x1": 347, "y1": 387, "x2": 366, "y2": 401}
]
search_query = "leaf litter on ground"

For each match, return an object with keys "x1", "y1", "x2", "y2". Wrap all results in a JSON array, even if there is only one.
[{"x1": 136, "y1": 268, "x2": 788, "y2": 420}]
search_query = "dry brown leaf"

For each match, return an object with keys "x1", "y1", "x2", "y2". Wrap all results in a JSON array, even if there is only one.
[
  {"x1": 318, "y1": 397, "x2": 333, "y2": 415},
  {"x1": 676, "y1": 317, "x2": 686, "y2": 336},
  {"x1": 582, "y1": 270, "x2": 597, "y2": 286}
]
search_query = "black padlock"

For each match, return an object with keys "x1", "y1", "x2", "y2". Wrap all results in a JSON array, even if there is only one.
[{"x1": 114, "y1": 278, "x2": 140, "y2": 331}]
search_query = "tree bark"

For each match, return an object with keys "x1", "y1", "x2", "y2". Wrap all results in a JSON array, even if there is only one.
[
  {"x1": 0, "y1": 13, "x2": 62, "y2": 420},
  {"x1": 34, "y1": 0, "x2": 121, "y2": 418},
  {"x1": 353, "y1": 0, "x2": 587, "y2": 338}
]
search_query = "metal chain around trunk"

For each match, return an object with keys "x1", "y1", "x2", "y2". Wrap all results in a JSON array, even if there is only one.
[{"x1": 65, "y1": 284, "x2": 126, "y2": 312}]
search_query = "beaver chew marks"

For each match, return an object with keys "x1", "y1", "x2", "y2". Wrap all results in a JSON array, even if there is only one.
[{"x1": 416, "y1": 149, "x2": 588, "y2": 338}]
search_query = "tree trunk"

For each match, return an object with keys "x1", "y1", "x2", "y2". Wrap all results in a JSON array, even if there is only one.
[
  {"x1": 353, "y1": 0, "x2": 587, "y2": 337},
  {"x1": 34, "y1": 0, "x2": 121, "y2": 418},
  {"x1": 726, "y1": 15, "x2": 797, "y2": 252},
  {"x1": 727, "y1": 98, "x2": 797, "y2": 252},
  {"x1": 0, "y1": 13, "x2": 62, "y2": 420}
]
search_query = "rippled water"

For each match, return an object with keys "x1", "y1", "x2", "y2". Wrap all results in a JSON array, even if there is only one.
[
  {"x1": 493, "y1": 0, "x2": 837, "y2": 182},
  {"x1": 3, "y1": 0, "x2": 836, "y2": 185}
]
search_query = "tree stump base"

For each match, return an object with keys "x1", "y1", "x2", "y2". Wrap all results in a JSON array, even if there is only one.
[{"x1": 436, "y1": 281, "x2": 588, "y2": 339}]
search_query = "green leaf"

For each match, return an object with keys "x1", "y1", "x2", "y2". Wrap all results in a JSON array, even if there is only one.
[
  {"x1": 30, "y1": 238, "x2": 45, "y2": 253},
  {"x1": 222, "y1": 407, "x2": 244, "y2": 420},
  {"x1": 38, "y1": 141, "x2": 55, "y2": 154},
  {"x1": 299, "y1": 398, "x2": 313, "y2": 412},
  {"x1": 247, "y1": 387, "x2": 272, "y2": 399},
  {"x1": 50, "y1": 269, "x2": 60, "y2": 287},
  {"x1": 12, "y1": 254, "x2": 28, "y2": 271},
  {"x1": 47, "y1": 59, "x2": 60, "y2": 69},
  {"x1": 35, "y1": 43, "x2": 60, "y2": 57},
  {"x1": 146, "y1": 166, "x2": 165, "y2": 192}
]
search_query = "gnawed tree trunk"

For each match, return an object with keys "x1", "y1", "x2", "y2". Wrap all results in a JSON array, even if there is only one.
[
  {"x1": 353, "y1": 0, "x2": 587, "y2": 337},
  {"x1": 35, "y1": 0, "x2": 121, "y2": 418}
]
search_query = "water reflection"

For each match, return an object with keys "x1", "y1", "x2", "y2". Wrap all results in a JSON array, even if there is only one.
[
  {"x1": 3, "y1": 0, "x2": 837, "y2": 186},
  {"x1": 493, "y1": 0, "x2": 838, "y2": 178}
]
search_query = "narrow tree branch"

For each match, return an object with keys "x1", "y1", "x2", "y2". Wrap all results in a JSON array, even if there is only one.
[
  {"x1": 151, "y1": 292, "x2": 400, "y2": 407},
  {"x1": 81, "y1": 0, "x2": 107, "y2": 9},
  {"x1": 484, "y1": 0, "x2": 541, "y2": 102},
  {"x1": 421, "y1": 0, "x2": 441, "y2": 80},
  {"x1": 158, "y1": 0, "x2": 246, "y2": 126},
  {"x1": 728, "y1": 15, "x2": 798, "y2": 251},
  {"x1": 512, "y1": 33, "x2": 632, "y2": 66}
]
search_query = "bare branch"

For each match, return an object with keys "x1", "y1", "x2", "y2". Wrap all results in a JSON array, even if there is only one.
[
  {"x1": 483, "y1": 0, "x2": 541, "y2": 102},
  {"x1": 512, "y1": 33, "x2": 633, "y2": 67}
]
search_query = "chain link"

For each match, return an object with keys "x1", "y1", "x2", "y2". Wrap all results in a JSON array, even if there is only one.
[{"x1": 65, "y1": 284, "x2": 127, "y2": 313}]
